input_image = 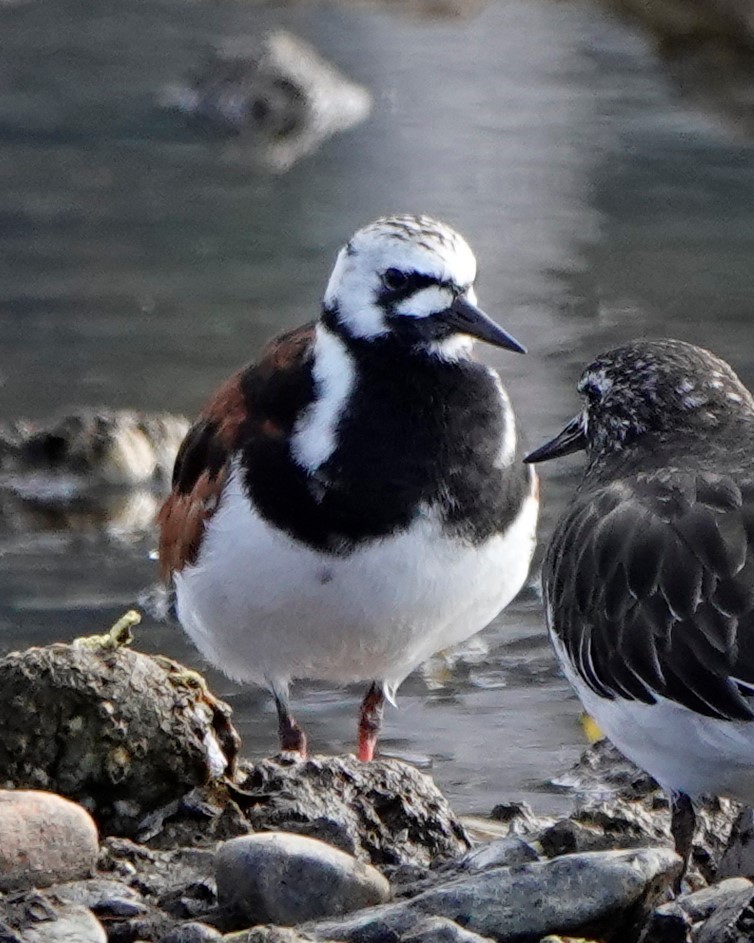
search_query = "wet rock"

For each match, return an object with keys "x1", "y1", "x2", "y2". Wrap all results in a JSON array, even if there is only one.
[
  {"x1": 718, "y1": 807, "x2": 754, "y2": 878},
  {"x1": 541, "y1": 802, "x2": 667, "y2": 858},
  {"x1": 304, "y1": 847, "x2": 681, "y2": 943},
  {"x1": 694, "y1": 883, "x2": 754, "y2": 942},
  {"x1": 160, "y1": 923, "x2": 223, "y2": 942},
  {"x1": 383, "y1": 835, "x2": 542, "y2": 904},
  {"x1": 644, "y1": 878, "x2": 754, "y2": 942},
  {"x1": 228, "y1": 929, "x2": 320, "y2": 943},
  {"x1": 100, "y1": 838, "x2": 217, "y2": 908},
  {"x1": 551, "y1": 741, "x2": 740, "y2": 884},
  {"x1": 216, "y1": 831, "x2": 390, "y2": 926},
  {"x1": 641, "y1": 904, "x2": 692, "y2": 943},
  {"x1": 0, "y1": 629, "x2": 240, "y2": 837},
  {"x1": 450, "y1": 835, "x2": 540, "y2": 872},
  {"x1": 231, "y1": 753, "x2": 470, "y2": 867},
  {"x1": 487, "y1": 800, "x2": 555, "y2": 839},
  {"x1": 550, "y1": 738, "x2": 657, "y2": 801},
  {"x1": 44, "y1": 876, "x2": 147, "y2": 917},
  {"x1": 165, "y1": 31, "x2": 370, "y2": 171},
  {"x1": 0, "y1": 892, "x2": 107, "y2": 943},
  {"x1": 0, "y1": 791, "x2": 99, "y2": 891},
  {"x1": 401, "y1": 915, "x2": 496, "y2": 942},
  {"x1": 677, "y1": 877, "x2": 753, "y2": 921}
]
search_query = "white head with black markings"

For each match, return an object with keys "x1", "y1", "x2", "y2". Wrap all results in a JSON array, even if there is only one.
[
  {"x1": 525, "y1": 339, "x2": 754, "y2": 467},
  {"x1": 322, "y1": 215, "x2": 525, "y2": 356}
]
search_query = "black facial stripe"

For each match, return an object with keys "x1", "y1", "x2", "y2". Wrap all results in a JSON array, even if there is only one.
[{"x1": 377, "y1": 271, "x2": 455, "y2": 308}]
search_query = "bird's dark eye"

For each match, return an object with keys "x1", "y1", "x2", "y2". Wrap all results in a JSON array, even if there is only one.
[
  {"x1": 580, "y1": 381, "x2": 602, "y2": 404},
  {"x1": 382, "y1": 268, "x2": 409, "y2": 292}
]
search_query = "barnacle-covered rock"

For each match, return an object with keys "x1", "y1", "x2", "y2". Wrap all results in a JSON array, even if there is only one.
[
  {"x1": 0, "y1": 614, "x2": 240, "y2": 837},
  {"x1": 228, "y1": 753, "x2": 471, "y2": 868}
]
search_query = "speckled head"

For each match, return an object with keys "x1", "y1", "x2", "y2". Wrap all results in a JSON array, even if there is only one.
[
  {"x1": 525, "y1": 339, "x2": 754, "y2": 465},
  {"x1": 321, "y1": 215, "x2": 524, "y2": 355}
]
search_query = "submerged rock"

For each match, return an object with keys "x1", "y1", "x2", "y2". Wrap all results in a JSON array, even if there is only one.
[
  {"x1": 596, "y1": 0, "x2": 754, "y2": 137},
  {"x1": 0, "y1": 621, "x2": 240, "y2": 837},
  {"x1": 229, "y1": 753, "x2": 471, "y2": 867},
  {"x1": 165, "y1": 31, "x2": 371, "y2": 171},
  {"x1": 0, "y1": 409, "x2": 187, "y2": 487},
  {"x1": 215, "y1": 832, "x2": 390, "y2": 926},
  {"x1": 0, "y1": 409, "x2": 188, "y2": 536},
  {"x1": 599, "y1": 0, "x2": 754, "y2": 48}
]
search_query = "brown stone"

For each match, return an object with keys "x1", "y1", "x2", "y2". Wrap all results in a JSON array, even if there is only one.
[{"x1": 0, "y1": 790, "x2": 99, "y2": 891}]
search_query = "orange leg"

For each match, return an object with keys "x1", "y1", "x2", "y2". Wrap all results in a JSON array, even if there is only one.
[{"x1": 358, "y1": 682, "x2": 384, "y2": 762}]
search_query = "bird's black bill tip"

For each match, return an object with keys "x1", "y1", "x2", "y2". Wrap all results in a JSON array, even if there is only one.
[
  {"x1": 523, "y1": 414, "x2": 587, "y2": 464},
  {"x1": 445, "y1": 296, "x2": 526, "y2": 354}
]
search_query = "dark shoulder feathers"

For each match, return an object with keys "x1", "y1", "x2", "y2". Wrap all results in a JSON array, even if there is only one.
[{"x1": 546, "y1": 468, "x2": 754, "y2": 721}]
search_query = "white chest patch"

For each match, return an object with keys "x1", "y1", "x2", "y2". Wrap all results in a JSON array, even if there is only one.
[
  {"x1": 488, "y1": 368, "x2": 516, "y2": 466},
  {"x1": 290, "y1": 325, "x2": 355, "y2": 473},
  {"x1": 174, "y1": 462, "x2": 538, "y2": 694}
]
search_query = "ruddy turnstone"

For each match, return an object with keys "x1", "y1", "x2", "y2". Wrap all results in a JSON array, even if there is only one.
[
  {"x1": 158, "y1": 215, "x2": 538, "y2": 761},
  {"x1": 525, "y1": 339, "x2": 754, "y2": 869}
]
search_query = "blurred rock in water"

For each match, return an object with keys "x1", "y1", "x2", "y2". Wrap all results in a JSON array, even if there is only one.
[
  {"x1": 0, "y1": 409, "x2": 187, "y2": 487},
  {"x1": 163, "y1": 31, "x2": 371, "y2": 172},
  {"x1": 0, "y1": 409, "x2": 187, "y2": 537},
  {"x1": 597, "y1": 0, "x2": 754, "y2": 136}
]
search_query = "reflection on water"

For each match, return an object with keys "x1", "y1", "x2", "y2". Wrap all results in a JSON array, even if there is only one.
[{"x1": 1, "y1": 0, "x2": 754, "y2": 813}]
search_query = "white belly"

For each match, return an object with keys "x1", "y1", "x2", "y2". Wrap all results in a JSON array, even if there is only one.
[
  {"x1": 175, "y1": 465, "x2": 538, "y2": 695},
  {"x1": 551, "y1": 631, "x2": 754, "y2": 802}
]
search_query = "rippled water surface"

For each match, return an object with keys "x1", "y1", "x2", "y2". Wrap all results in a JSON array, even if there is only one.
[{"x1": 2, "y1": 0, "x2": 754, "y2": 814}]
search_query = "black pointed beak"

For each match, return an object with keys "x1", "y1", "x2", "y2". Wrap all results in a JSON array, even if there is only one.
[
  {"x1": 443, "y1": 296, "x2": 526, "y2": 353},
  {"x1": 524, "y1": 414, "x2": 587, "y2": 464}
]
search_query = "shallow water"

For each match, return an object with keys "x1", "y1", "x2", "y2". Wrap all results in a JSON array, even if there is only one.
[{"x1": 1, "y1": 0, "x2": 754, "y2": 815}]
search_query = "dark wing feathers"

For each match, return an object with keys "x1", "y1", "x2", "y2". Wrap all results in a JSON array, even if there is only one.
[
  {"x1": 547, "y1": 470, "x2": 754, "y2": 721},
  {"x1": 157, "y1": 323, "x2": 315, "y2": 580}
]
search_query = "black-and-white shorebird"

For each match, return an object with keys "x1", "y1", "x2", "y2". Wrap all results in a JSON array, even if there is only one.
[
  {"x1": 158, "y1": 215, "x2": 539, "y2": 761},
  {"x1": 525, "y1": 338, "x2": 754, "y2": 869}
]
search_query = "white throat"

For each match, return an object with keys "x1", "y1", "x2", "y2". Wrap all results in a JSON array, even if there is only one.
[{"x1": 290, "y1": 324, "x2": 356, "y2": 473}]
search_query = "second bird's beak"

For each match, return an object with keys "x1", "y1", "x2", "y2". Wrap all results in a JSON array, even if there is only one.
[
  {"x1": 443, "y1": 296, "x2": 526, "y2": 353},
  {"x1": 524, "y1": 414, "x2": 587, "y2": 464}
]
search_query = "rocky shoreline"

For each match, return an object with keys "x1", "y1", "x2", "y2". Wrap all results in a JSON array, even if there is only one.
[{"x1": 1, "y1": 631, "x2": 754, "y2": 942}]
